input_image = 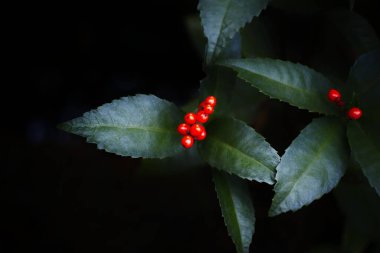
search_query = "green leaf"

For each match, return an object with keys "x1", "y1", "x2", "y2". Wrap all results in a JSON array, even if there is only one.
[
  {"x1": 348, "y1": 50, "x2": 380, "y2": 96},
  {"x1": 59, "y1": 94, "x2": 183, "y2": 159},
  {"x1": 199, "y1": 0, "x2": 269, "y2": 64},
  {"x1": 347, "y1": 121, "x2": 380, "y2": 196},
  {"x1": 269, "y1": 117, "x2": 349, "y2": 216},
  {"x1": 326, "y1": 10, "x2": 380, "y2": 57},
  {"x1": 213, "y1": 170, "x2": 255, "y2": 253},
  {"x1": 220, "y1": 58, "x2": 338, "y2": 115},
  {"x1": 198, "y1": 117, "x2": 280, "y2": 184}
]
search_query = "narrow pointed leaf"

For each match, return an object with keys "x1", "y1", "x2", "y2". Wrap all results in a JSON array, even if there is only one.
[
  {"x1": 213, "y1": 170, "x2": 255, "y2": 253},
  {"x1": 199, "y1": 0, "x2": 269, "y2": 64},
  {"x1": 59, "y1": 94, "x2": 183, "y2": 159},
  {"x1": 220, "y1": 58, "x2": 338, "y2": 115},
  {"x1": 269, "y1": 117, "x2": 349, "y2": 216},
  {"x1": 347, "y1": 121, "x2": 380, "y2": 196},
  {"x1": 198, "y1": 117, "x2": 280, "y2": 184}
]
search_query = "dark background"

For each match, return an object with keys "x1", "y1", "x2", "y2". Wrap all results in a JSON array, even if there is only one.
[{"x1": 2, "y1": 1, "x2": 380, "y2": 252}]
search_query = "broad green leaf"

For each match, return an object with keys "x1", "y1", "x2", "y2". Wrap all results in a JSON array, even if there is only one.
[
  {"x1": 348, "y1": 50, "x2": 380, "y2": 96},
  {"x1": 326, "y1": 11, "x2": 380, "y2": 57},
  {"x1": 59, "y1": 94, "x2": 183, "y2": 159},
  {"x1": 220, "y1": 58, "x2": 338, "y2": 115},
  {"x1": 347, "y1": 121, "x2": 380, "y2": 196},
  {"x1": 269, "y1": 117, "x2": 348, "y2": 216},
  {"x1": 213, "y1": 170, "x2": 255, "y2": 253},
  {"x1": 199, "y1": 0, "x2": 269, "y2": 64},
  {"x1": 198, "y1": 117, "x2": 280, "y2": 184}
]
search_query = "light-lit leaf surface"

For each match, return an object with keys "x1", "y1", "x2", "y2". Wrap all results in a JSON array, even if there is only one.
[
  {"x1": 199, "y1": 0, "x2": 269, "y2": 64},
  {"x1": 213, "y1": 170, "x2": 255, "y2": 253},
  {"x1": 198, "y1": 117, "x2": 280, "y2": 184},
  {"x1": 347, "y1": 121, "x2": 380, "y2": 196},
  {"x1": 221, "y1": 58, "x2": 337, "y2": 115},
  {"x1": 269, "y1": 117, "x2": 348, "y2": 216},
  {"x1": 59, "y1": 94, "x2": 183, "y2": 158}
]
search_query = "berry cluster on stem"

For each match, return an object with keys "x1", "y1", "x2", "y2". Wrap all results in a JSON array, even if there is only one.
[
  {"x1": 327, "y1": 89, "x2": 362, "y2": 120},
  {"x1": 177, "y1": 96, "x2": 216, "y2": 148}
]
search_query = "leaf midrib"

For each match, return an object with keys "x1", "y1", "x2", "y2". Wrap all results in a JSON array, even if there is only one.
[
  {"x1": 237, "y1": 67, "x2": 320, "y2": 99},
  {"x1": 72, "y1": 124, "x2": 176, "y2": 135},
  {"x1": 276, "y1": 124, "x2": 336, "y2": 207},
  {"x1": 208, "y1": 135, "x2": 274, "y2": 174}
]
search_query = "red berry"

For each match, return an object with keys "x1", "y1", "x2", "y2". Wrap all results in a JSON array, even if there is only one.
[
  {"x1": 177, "y1": 123, "x2": 190, "y2": 135},
  {"x1": 347, "y1": 107, "x2": 362, "y2": 120},
  {"x1": 203, "y1": 104, "x2": 214, "y2": 114},
  {"x1": 328, "y1": 89, "x2": 341, "y2": 103},
  {"x1": 205, "y1": 96, "x2": 216, "y2": 107},
  {"x1": 184, "y1": 112, "x2": 196, "y2": 125},
  {"x1": 195, "y1": 129, "x2": 206, "y2": 141},
  {"x1": 198, "y1": 101, "x2": 207, "y2": 111},
  {"x1": 196, "y1": 111, "x2": 209, "y2": 123},
  {"x1": 181, "y1": 135, "x2": 194, "y2": 149},
  {"x1": 190, "y1": 124, "x2": 205, "y2": 137}
]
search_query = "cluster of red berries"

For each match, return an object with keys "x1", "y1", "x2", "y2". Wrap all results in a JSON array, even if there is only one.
[
  {"x1": 327, "y1": 89, "x2": 362, "y2": 120},
  {"x1": 177, "y1": 96, "x2": 216, "y2": 148}
]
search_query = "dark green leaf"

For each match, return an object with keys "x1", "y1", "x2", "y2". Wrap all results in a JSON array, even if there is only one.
[
  {"x1": 199, "y1": 66, "x2": 237, "y2": 118},
  {"x1": 241, "y1": 18, "x2": 279, "y2": 59},
  {"x1": 199, "y1": 0, "x2": 269, "y2": 64},
  {"x1": 335, "y1": 180, "x2": 380, "y2": 239},
  {"x1": 220, "y1": 58, "x2": 338, "y2": 115},
  {"x1": 59, "y1": 94, "x2": 183, "y2": 159},
  {"x1": 270, "y1": 0, "x2": 321, "y2": 14},
  {"x1": 348, "y1": 50, "x2": 380, "y2": 96},
  {"x1": 347, "y1": 121, "x2": 380, "y2": 196},
  {"x1": 199, "y1": 67, "x2": 264, "y2": 122},
  {"x1": 185, "y1": 15, "x2": 207, "y2": 58},
  {"x1": 326, "y1": 11, "x2": 380, "y2": 57},
  {"x1": 213, "y1": 170, "x2": 255, "y2": 253},
  {"x1": 198, "y1": 117, "x2": 280, "y2": 184},
  {"x1": 269, "y1": 117, "x2": 349, "y2": 216}
]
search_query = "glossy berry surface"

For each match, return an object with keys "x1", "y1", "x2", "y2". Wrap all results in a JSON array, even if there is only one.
[
  {"x1": 203, "y1": 104, "x2": 214, "y2": 114},
  {"x1": 196, "y1": 111, "x2": 209, "y2": 123},
  {"x1": 328, "y1": 89, "x2": 341, "y2": 102},
  {"x1": 195, "y1": 129, "x2": 206, "y2": 141},
  {"x1": 184, "y1": 113, "x2": 197, "y2": 125},
  {"x1": 190, "y1": 124, "x2": 205, "y2": 137},
  {"x1": 177, "y1": 123, "x2": 190, "y2": 135},
  {"x1": 181, "y1": 135, "x2": 194, "y2": 148},
  {"x1": 347, "y1": 107, "x2": 362, "y2": 120},
  {"x1": 205, "y1": 96, "x2": 216, "y2": 107}
]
